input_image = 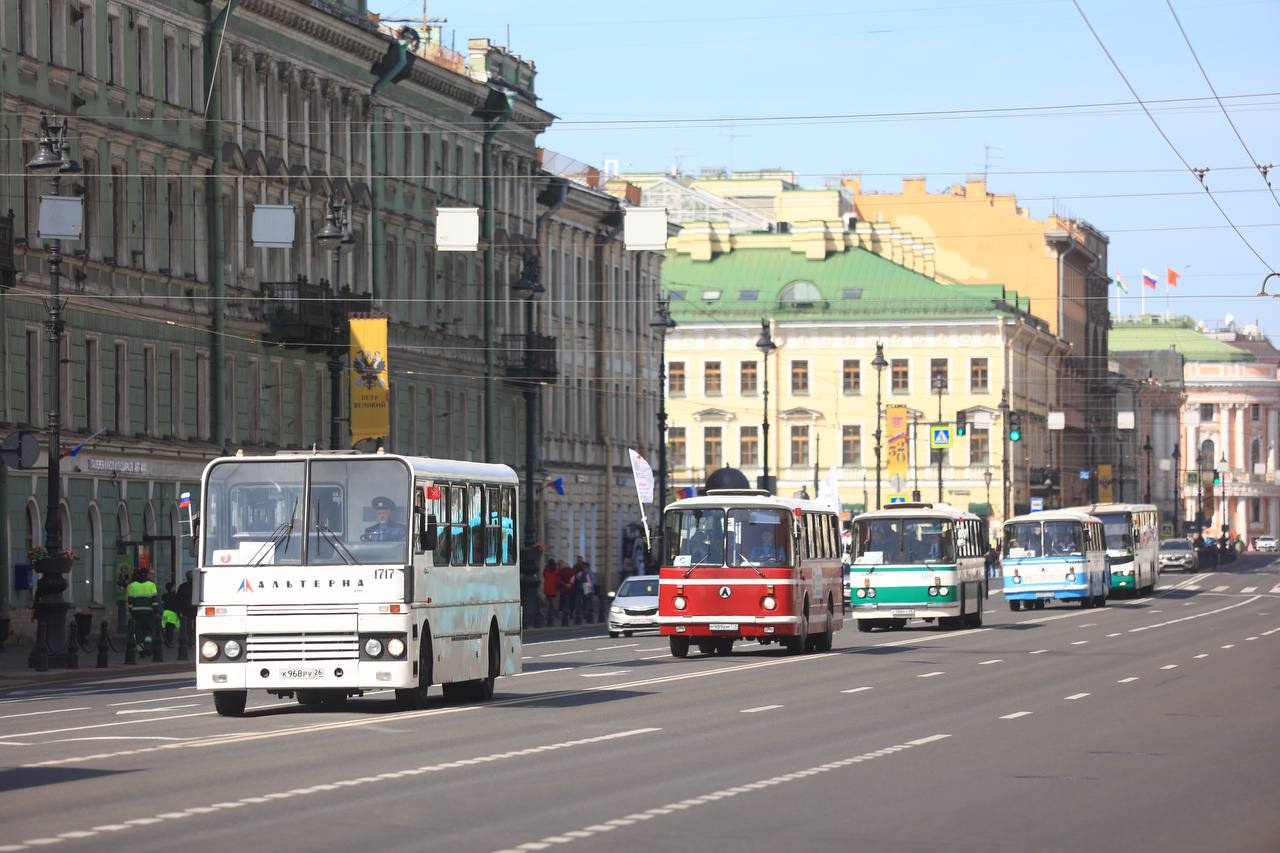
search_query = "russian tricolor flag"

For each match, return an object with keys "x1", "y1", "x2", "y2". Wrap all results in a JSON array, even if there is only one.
[
  {"x1": 179, "y1": 492, "x2": 192, "y2": 509},
  {"x1": 1141, "y1": 269, "x2": 1158, "y2": 289},
  {"x1": 678, "y1": 486, "x2": 698, "y2": 499}
]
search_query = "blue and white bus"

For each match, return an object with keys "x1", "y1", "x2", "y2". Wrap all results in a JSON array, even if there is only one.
[{"x1": 1002, "y1": 509, "x2": 1109, "y2": 611}]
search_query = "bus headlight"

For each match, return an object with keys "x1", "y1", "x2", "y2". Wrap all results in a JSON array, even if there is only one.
[
  {"x1": 673, "y1": 595, "x2": 688, "y2": 611},
  {"x1": 1013, "y1": 575, "x2": 1022, "y2": 584},
  {"x1": 937, "y1": 586, "x2": 948, "y2": 596},
  {"x1": 200, "y1": 640, "x2": 220, "y2": 661},
  {"x1": 363, "y1": 638, "x2": 384, "y2": 658},
  {"x1": 386, "y1": 637, "x2": 406, "y2": 658},
  {"x1": 1065, "y1": 571, "x2": 1076, "y2": 583},
  {"x1": 762, "y1": 595, "x2": 777, "y2": 611},
  {"x1": 927, "y1": 586, "x2": 937, "y2": 597},
  {"x1": 222, "y1": 639, "x2": 243, "y2": 660},
  {"x1": 855, "y1": 588, "x2": 866, "y2": 599}
]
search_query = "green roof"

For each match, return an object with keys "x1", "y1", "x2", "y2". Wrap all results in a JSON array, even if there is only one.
[
  {"x1": 662, "y1": 247, "x2": 1038, "y2": 324},
  {"x1": 1109, "y1": 318, "x2": 1255, "y2": 362}
]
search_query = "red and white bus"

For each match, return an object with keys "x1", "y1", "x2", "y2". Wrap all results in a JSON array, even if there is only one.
[{"x1": 657, "y1": 489, "x2": 844, "y2": 657}]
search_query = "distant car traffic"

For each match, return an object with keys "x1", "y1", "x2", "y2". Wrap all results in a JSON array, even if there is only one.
[
  {"x1": 607, "y1": 575, "x2": 659, "y2": 637},
  {"x1": 1158, "y1": 538, "x2": 1197, "y2": 572},
  {"x1": 1255, "y1": 535, "x2": 1277, "y2": 553}
]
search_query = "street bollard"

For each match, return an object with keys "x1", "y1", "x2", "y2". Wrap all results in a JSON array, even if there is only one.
[
  {"x1": 30, "y1": 620, "x2": 49, "y2": 672},
  {"x1": 65, "y1": 620, "x2": 79, "y2": 669},
  {"x1": 124, "y1": 618, "x2": 137, "y2": 665},
  {"x1": 96, "y1": 619, "x2": 110, "y2": 668}
]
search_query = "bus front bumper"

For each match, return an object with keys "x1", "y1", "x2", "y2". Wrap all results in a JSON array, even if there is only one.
[
  {"x1": 658, "y1": 614, "x2": 800, "y2": 638},
  {"x1": 850, "y1": 601, "x2": 960, "y2": 619},
  {"x1": 197, "y1": 659, "x2": 414, "y2": 692}
]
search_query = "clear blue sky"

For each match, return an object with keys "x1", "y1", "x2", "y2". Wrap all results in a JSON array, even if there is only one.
[{"x1": 370, "y1": 0, "x2": 1280, "y2": 334}]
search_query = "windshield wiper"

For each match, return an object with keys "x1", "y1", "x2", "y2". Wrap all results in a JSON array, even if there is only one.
[
  {"x1": 733, "y1": 548, "x2": 768, "y2": 579},
  {"x1": 250, "y1": 498, "x2": 299, "y2": 567},
  {"x1": 314, "y1": 521, "x2": 356, "y2": 565}
]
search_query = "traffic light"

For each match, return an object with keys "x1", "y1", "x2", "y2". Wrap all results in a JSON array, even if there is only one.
[
  {"x1": 1213, "y1": 470, "x2": 1222, "y2": 486},
  {"x1": 1008, "y1": 411, "x2": 1022, "y2": 442},
  {"x1": 955, "y1": 412, "x2": 967, "y2": 437}
]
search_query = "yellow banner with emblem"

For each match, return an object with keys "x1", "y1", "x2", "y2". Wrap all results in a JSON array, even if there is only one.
[
  {"x1": 886, "y1": 405, "x2": 909, "y2": 481},
  {"x1": 1097, "y1": 463, "x2": 1114, "y2": 503},
  {"x1": 350, "y1": 317, "x2": 389, "y2": 444}
]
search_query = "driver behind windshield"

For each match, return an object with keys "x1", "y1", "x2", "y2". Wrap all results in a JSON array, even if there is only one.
[
  {"x1": 740, "y1": 523, "x2": 786, "y2": 566},
  {"x1": 363, "y1": 496, "x2": 407, "y2": 542}
]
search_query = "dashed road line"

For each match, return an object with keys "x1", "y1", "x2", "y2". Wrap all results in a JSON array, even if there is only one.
[
  {"x1": 1070, "y1": 640, "x2": 1088, "y2": 646},
  {"x1": 1221, "y1": 644, "x2": 1235, "y2": 649},
  {"x1": 978, "y1": 659, "x2": 1002, "y2": 665},
  {"x1": 578, "y1": 671, "x2": 631, "y2": 678},
  {"x1": 595, "y1": 644, "x2": 638, "y2": 651},
  {"x1": 1129, "y1": 596, "x2": 1261, "y2": 634},
  {"x1": 1241, "y1": 586, "x2": 1258, "y2": 594},
  {"x1": 1064, "y1": 692, "x2": 1090, "y2": 701},
  {"x1": 1029, "y1": 649, "x2": 1049, "y2": 655},
  {"x1": 1194, "y1": 653, "x2": 1209, "y2": 659},
  {"x1": 1160, "y1": 664, "x2": 1179, "y2": 670},
  {"x1": 1118, "y1": 677, "x2": 1139, "y2": 683},
  {"x1": 740, "y1": 705, "x2": 783, "y2": 714},
  {"x1": 1213, "y1": 585, "x2": 1230, "y2": 592},
  {"x1": 841, "y1": 686, "x2": 873, "y2": 694},
  {"x1": 508, "y1": 667, "x2": 571, "y2": 678},
  {"x1": 1270, "y1": 585, "x2": 1280, "y2": 594},
  {"x1": 917, "y1": 671, "x2": 945, "y2": 679},
  {"x1": 0, "y1": 707, "x2": 90, "y2": 721},
  {"x1": 1000, "y1": 711, "x2": 1032, "y2": 720},
  {"x1": 1106, "y1": 633, "x2": 1122, "y2": 638}
]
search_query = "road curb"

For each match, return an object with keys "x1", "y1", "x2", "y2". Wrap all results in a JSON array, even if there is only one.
[{"x1": 0, "y1": 660, "x2": 194, "y2": 691}]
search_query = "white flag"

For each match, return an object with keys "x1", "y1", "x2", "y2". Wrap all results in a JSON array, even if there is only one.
[
  {"x1": 629, "y1": 449, "x2": 654, "y2": 505},
  {"x1": 817, "y1": 464, "x2": 841, "y2": 514}
]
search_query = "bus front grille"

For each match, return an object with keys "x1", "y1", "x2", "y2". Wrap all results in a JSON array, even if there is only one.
[{"x1": 246, "y1": 633, "x2": 360, "y2": 661}]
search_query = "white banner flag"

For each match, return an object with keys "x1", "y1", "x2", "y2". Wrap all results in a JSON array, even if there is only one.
[
  {"x1": 629, "y1": 448, "x2": 654, "y2": 505},
  {"x1": 817, "y1": 464, "x2": 841, "y2": 514}
]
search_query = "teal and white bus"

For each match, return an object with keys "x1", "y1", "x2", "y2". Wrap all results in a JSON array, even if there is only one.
[
  {"x1": 1002, "y1": 510, "x2": 1109, "y2": 610},
  {"x1": 849, "y1": 503, "x2": 989, "y2": 631},
  {"x1": 1068, "y1": 503, "x2": 1159, "y2": 594}
]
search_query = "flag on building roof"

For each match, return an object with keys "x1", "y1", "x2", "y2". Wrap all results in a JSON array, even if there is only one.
[
  {"x1": 1141, "y1": 269, "x2": 1158, "y2": 289},
  {"x1": 1113, "y1": 271, "x2": 1128, "y2": 292},
  {"x1": 1166, "y1": 267, "x2": 1180, "y2": 287},
  {"x1": 678, "y1": 486, "x2": 698, "y2": 499},
  {"x1": 179, "y1": 492, "x2": 192, "y2": 509},
  {"x1": 545, "y1": 477, "x2": 565, "y2": 495}
]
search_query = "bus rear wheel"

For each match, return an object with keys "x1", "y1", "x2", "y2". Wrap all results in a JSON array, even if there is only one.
[
  {"x1": 396, "y1": 629, "x2": 433, "y2": 710},
  {"x1": 784, "y1": 603, "x2": 809, "y2": 655},
  {"x1": 213, "y1": 690, "x2": 247, "y2": 717},
  {"x1": 669, "y1": 636, "x2": 690, "y2": 658},
  {"x1": 444, "y1": 626, "x2": 499, "y2": 702},
  {"x1": 857, "y1": 620, "x2": 874, "y2": 632},
  {"x1": 812, "y1": 597, "x2": 835, "y2": 652},
  {"x1": 1009, "y1": 600, "x2": 1022, "y2": 612}
]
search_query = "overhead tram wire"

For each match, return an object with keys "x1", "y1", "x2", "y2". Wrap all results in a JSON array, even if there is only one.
[
  {"x1": 1164, "y1": 0, "x2": 1280, "y2": 211},
  {"x1": 1072, "y1": 0, "x2": 1277, "y2": 274}
]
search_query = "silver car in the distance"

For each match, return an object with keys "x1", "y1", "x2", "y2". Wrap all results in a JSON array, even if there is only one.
[
  {"x1": 607, "y1": 575, "x2": 659, "y2": 638},
  {"x1": 1158, "y1": 538, "x2": 1197, "y2": 572}
]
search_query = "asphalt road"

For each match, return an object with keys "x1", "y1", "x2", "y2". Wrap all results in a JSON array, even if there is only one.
[{"x1": 2, "y1": 555, "x2": 1278, "y2": 853}]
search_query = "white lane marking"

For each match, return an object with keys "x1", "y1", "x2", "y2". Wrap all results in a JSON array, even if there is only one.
[
  {"x1": 578, "y1": 671, "x2": 631, "y2": 679},
  {"x1": 539, "y1": 651, "x2": 579, "y2": 658},
  {"x1": 1070, "y1": 641, "x2": 1088, "y2": 646},
  {"x1": 1118, "y1": 677, "x2": 1139, "y2": 683},
  {"x1": 1270, "y1": 585, "x2": 1280, "y2": 594},
  {"x1": 595, "y1": 644, "x2": 638, "y2": 651},
  {"x1": 109, "y1": 695, "x2": 193, "y2": 707},
  {"x1": 1129, "y1": 596, "x2": 1261, "y2": 634},
  {"x1": 1185, "y1": 585, "x2": 1201, "y2": 591},
  {"x1": 507, "y1": 667, "x2": 571, "y2": 678},
  {"x1": 1000, "y1": 711, "x2": 1032, "y2": 719},
  {"x1": 634, "y1": 647, "x2": 665, "y2": 653},
  {"x1": 1241, "y1": 586, "x2": 1258, "y2": 593},
  {"x1": 841, "y1": 687, "x2": 874, "y2": 694},
  {"x1": 1213, "y1": 585, "x2": 1230, "y2": 592},
  {"x1": 978, "y1": 659, "x2": 1002, "y2": 665},
  {"x1": 740, "y1": 705, "x2": 783, "y2": 714},
  {"x1": 1221, "y1": 644, "x2": 1235, "y2": 649},
  {"x1": 522, "y1": 635, "x2": 607, "y2": 647},
  {"x1": 1160, "y1": 664, "x2": 1179, "y2": 670},
  {"x1": 1194, "y1": 654, "x2": 1209, "y2": 659},
  {"x1": 115, "y1": 704, "x2": 200, "y2": 715},
  {"x1": 1106, "y1": 633, "x2": 1122, "y2": 638},
  {"x1": 1079, "y1": 623, "x2": 1097, "y2": 628},
  {"x1": 1149, "y1": 610, "x2": 1163, "y2": 614},
  {"x1": 1029, "y1": 649, "x2": 1049, "y2": 655},
  {"x1": 489, "y1": 734, "x2": 951, "y2": 853},
  {"x1": 636, "y1": 654, "x2": 669, "y2": 661},
  {"x1": 14, "y1": 728, "x2": 659, "y2": 850},
  {"x1": 1064, "y1": 693, "x2": 1090, "y2": 701},
  {"x1": 917, "y1": 671, "x2": 945, "y2": 678},
  {"x1": 1246, "y1": 636, "x2": 1259, "y2": 641},
  {"x1": 0, "y1": 707, "x2": 91, "y2": 721}
]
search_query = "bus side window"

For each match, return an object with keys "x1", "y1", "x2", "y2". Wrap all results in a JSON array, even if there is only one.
[
  {"x1": 484, "y1": 486, "x2": 501, "y2": 565},
  {"x1": 433, "y1": 485, "x2": 451, "y2": 566},
  {"x1": 451, "y1": 485, "x2": 468, "y2": 567},
  {"x1": 468, "y1": 484, "x2": 484, "y2": 567}
]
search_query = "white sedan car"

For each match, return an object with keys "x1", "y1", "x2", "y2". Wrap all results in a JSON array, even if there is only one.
[
  {"x1": 1256, "y1": 535, "x2": 1277, "y2": 553},
  {"x1": 607, "y1": 575, "x2": 659, "y2": 637}
]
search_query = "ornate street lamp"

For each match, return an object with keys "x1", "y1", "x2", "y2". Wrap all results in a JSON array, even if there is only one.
[
  {"x1": 999, "y1": 389, "x2": 1011, "y2": 521},
  {"x1": 755, "y1": 319, "x2": 777, "y2": 494},
  {"x1": 650, "y1": 299, "x2": 677, "y2": 557},
  {"x1": 931, "y1": 374, "x2": 946, "y2": 502},
  {"x1": 984, "y1": 468, "x2": 994, "y2": 518},
  {"x1": 27, "y1": 114, "x2": 82, "y2": 670},
  {"x1": 514, "y1": 250, "x2": 545, "y2": 626},
  {"x1": 872, "y1": 342, "x2": 888, "y2": 509},
  {"x1": 314, "y1": 195, "x2": 355, "y2": 450},
  {"x1": 1172, "y1": 442, "x2": 1181, "y2": 534}
]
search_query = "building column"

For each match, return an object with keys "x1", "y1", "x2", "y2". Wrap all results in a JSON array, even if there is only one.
[
  {"x1": 1269, "y1": 495, "x2": 1279, "y2": 538},
  {"x1": 1235, "y1": 494, "x2": 1248, "y2": 538},
  {"x1": 1233, "y1": 404, "x2": 1246, "y2": 472},
  {"x1": 1218, "y1": 406, "x2": 1231, "y2": 469},
  {"x1": 1267, "y1": 408, "x2": 1277, "y2": 474}
]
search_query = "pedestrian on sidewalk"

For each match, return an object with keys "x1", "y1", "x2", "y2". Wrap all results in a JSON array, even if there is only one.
[
  {"x1": 579, "y1": 559, "x2": 597, "y2": 622},
  {"x1": 176, "y1": 571, "x2": 196, "y2": 648},
  {"x1": 542, "y1": 559, "x2": 559, "y2": 625},
  {"x1": 556, "y1": 560, "x2": 575, "y2": 626},
  {"x1": 126, "y1": 568, "x2": 159, "y2": 652},
  {"x1": 161, "y1": 581, "x2": 180, "y2": 646},
  {"x1": 570, "y1": 557, "x2": 587, "y2": 624}
]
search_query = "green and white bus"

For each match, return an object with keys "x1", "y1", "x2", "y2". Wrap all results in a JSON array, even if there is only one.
[
  {"x1": 1068, "y1": 503, "x2": 1159, "y2": 594},
  {"x1": 848, "y1": 503, "x2": 989, "y2": 631}
]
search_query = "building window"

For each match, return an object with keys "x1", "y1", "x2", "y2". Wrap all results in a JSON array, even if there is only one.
[
  {"x1": 163, "y1": 33, "x2": 177, "y2": 103},
  {"x1": 842, "y1": 359, "x2": 861, "y2": 395},
  {"x1": 107, "y1": 12, "x2": 123, "y2": 85},
  {"x1": 18, "y1": 0, "x2": 35, "y2": 57},
  {"x1": 1251, "y1": 438, "x2": 1261, "y2": 470},
  {"x1": 790, "y1": 360, "x2": 809, "y2": 395},
  {"x1": 842, "y1": 425, "x2": 861, "y2": 466},
  {"x1": 669, "y1": 427, "x2": 686, "y2": 469},
  {"x1": 1199, "y1": 403, "x2": 1214, "y2": 423},
  {"x1": 143, "y1": 346, "x2": 156, "y2": 435},
  {"x1": 224, "y1": 355, "x2": 236, "y2": 443},
  {"x1": 930, "y1": 358, "x2": 948, "y2": 392},
  {"x1": 114, "y1": 342, "x2": 128, "y2": 433},
  {"x1": 195, "y1": 353, "x2": 209, "y2": 440},
  {"x1": 189, "y1": 41, "x2": 204, "y2": 112},
  {"x1": 25, "y1": 330, "x2": 41, "y2": 426},
  {"x1": 790, "y1": 425, "x2": 810, "y2": 466},
  {"x1": 669, "y1": 362, "x2": 685, "y2": 396},
  {"x1": 1251, "y1": 497, "x2": 1261, "y2": 524},
  {"x1": 85, "y1": 338, "x2": 100, "y2": 432},
  {"x1": 50, "y1": 0, "x2": 67, "y2": 67},
  {"x1": 111, "y1": 165, "x2": 127, "y2": 263},
  {"x1": 704, "y1": 361, "x2": 722, "y2": 396},
  {"x1": 77, "y1": 4, "x2": 96, "y2": 77},
  {"x1": 247, "y1": 359, "x2": 261, "y2": 443},
  {"x1": 891, "y1": 359, "x2": 909, "y2": 393},
  {"x1": 740, "y1": 426, "x2": 758, "y2": 467},
  {"x1": 970, "y1": 357, "x2": 989, "y2": 393},
  {"x1": 168, "y1": 349, "x2": 182, "y2": 438},
  {"x1": 136, "y1": 22, "x2": 153, "y2": 97},
  {"x1": 740, "y1": 360, "x2": 758, "y2": 396},
  {"x1": 1251, "y1": 403, "x2": 1261, "y2": 422},
  {"x1": 704, "y1": 426, "x2": 723, "y2": 471},
  {"x1": 970, "y1": 427, "x2": 990, "y2": 465}
]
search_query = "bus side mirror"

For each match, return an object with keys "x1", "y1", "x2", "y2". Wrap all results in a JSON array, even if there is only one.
[
  {"x1": 607, "y1": 590, "x2": 616, "y2": 600},
  {"x1": 420, "y1": 514, "x2": 438, "y2": 552},
  {"x1": 188, "y1": 514, "x2": 200, "y2": 559}
]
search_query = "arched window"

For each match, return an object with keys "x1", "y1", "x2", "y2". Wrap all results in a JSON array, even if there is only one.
[
  {"x1": 1251, "y1": 438, "x2": 1262, "y2": 471},
  {"x1": 25, "y1": 498, "x2": 41, "y2": 554},
  {"x1": 88, "y1": 504, "x2": 103, "y2": 605},
  {"x1": 1199, "y1": 438, "x2": 1215, "y2": 471},
  {"x1": 778, "y1": 280, "x2": 822, "y2": 305}
]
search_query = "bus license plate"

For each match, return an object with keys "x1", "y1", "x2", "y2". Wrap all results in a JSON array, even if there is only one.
[
  {"x1": 1036, "y1": 592, "x2": 1054, "y2": 599},
  {"x1": 279, "y1": 668, "x2": 324, "y2": 680},
  {"x1": 892, "y1": 610, "x2": 914, "y2": 617},
  {"x1": 708, "y1": 623, "x2": 738, "y2": 632}
]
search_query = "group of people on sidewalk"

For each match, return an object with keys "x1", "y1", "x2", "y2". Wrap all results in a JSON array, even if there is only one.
[
  {"x1": 540, "y1": 556, "x2": 603, "y2": 626},
  {"x1": 123, "y1": 568, "x2": 197, "y2": 652}
]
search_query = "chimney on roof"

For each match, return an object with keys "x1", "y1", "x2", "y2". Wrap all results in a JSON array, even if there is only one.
[{"x1": 902, "y1": 177, "x2": 927, "y2": 196}]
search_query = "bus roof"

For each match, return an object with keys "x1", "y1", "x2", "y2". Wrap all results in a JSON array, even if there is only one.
[
  {"x1": 664, "y1": 493, "x2": 833, "y2": 513},
  {"x1": 854, "y1": 502, "x2": 977, "y2": 522},
  {"x1": 204, "y1": 451, "x2": 519, "y2": 485},
  {"x1": 1005, "y1": 509, "x2": 1098, "y2": 525},
  {"x1": 1066, "y1": 503, "x2": 1158, "y2": 515}
]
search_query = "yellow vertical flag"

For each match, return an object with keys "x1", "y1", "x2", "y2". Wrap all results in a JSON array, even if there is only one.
[
  {"x1": 349, "y1": 317, "x2": 389, "y2": 444},
  {"x1": 885, "y1": 405, "x2": 909, "y2": 481},
  {"x1": 1097, "y1": 463, "x2": 1114, "y2": 504}
]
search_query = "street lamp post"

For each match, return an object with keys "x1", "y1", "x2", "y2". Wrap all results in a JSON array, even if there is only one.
[
  {"x1": 984, "y1": 469, "x2": 993, "y2": 517},
  {"x1": 314, "y1": 196, "x2": 354, "y2": 450},
  {"x1": 513, "y1": 251, "x2": 545, "y2": 626},
  {"x1": 931, "y1": 375, "x2": 945, "y2": 502},
  {"x1": 756, "y1": 319, "x2": 777, "y2": 494},
  {"x1": 872, "y1": 342, "x2": 888, "y2": 509},
  {"x1": 1172, "y1": 442, "x2": 1181, "y2": 534},
  {"x1": 27, "y1": 114, "x2": 82, "y2": 670},
  {"x1": 999, "y1": 390, "x2": 1011, "y2": 521},
  {"x1": 651, "y1": 300, "x2": 677, "y2": 555},
  {"x1": 1143, "y1": 435, "x2": 1153, "y2": 504},
  {"x1": 1117, "y1": 434, "x2": 1125, "y2": 503}
]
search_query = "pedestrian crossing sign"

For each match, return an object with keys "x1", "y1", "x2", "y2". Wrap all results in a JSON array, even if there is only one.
[{"x1": 930, "y1": 424, "x2": 952, "y2": 449}]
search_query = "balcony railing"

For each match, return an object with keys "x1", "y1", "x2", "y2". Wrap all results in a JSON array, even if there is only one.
[
  {"x1": 498, "y1": 332, "x2": 558, "y2": 382},
  {"x1": 261, "y1": 277, "x2": 372, "y2": 350}
]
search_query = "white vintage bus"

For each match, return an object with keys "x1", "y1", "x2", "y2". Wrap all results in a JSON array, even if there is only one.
[
  {"x1": 1002, "y1": 509, "x2": 1109, "y2": 610},
  {"x1": 195, "y1": 450, "x2": 521, "y2": 716},
  {"x1": 1068, "y1": 503, "x2": 1159, "y2": 594}
]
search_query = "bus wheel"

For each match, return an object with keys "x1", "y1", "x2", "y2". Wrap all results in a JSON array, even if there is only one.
[
  {"x1": 715, "y1": 638, "x2": 733, "y2": 656},
  {"x1": 965, "y1": 607, "x2": 983, "y2": 629},
  {"x1": 1094, "y1": 592, "x2": 1107, "y2": 608},
  {"x1": 784, "y1": 604, "x2": 809, "y2": 654},
  {"x1": 213, "y1": 691, "x2": 246, "y2": 717},
  {"x1": 396, "y1": 630, "x2": 433, "y2": 710},
  {"x1": 891, "y1": 619, "x2": 907, "y2": 630},
  {"x1": 1009, "y1": 600, "x2": 1022, "y2": 612},
  {"x1": 1078, "y1": 596, "x2": 1092, "y2": 609},
  {"x1": 1034, "y1": 600, "x2": 1046, "y2": 610},
  {"x1": 857, "y1": 621, "x2": 874, "y2": 633},
  {"x1": 296, "y1": 690, "x2": 323, "y2": 707},
  {"x1": 938, "y1": 616, "x2": 960, "y2": 630},
  {"x1": 696, "y1": 640, "x2": 714, "y2": 655},
  {"x1": 812, "y1": 597, "x2": 835, "y2": 652},
  {"x1": 669, "y1": 636, "x2": 690, "y2": 658}
]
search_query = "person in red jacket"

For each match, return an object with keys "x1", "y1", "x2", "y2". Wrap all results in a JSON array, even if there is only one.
[
  {"x1": 556, "y1": 560, "x2": 575, "y2": 626},
  {"x1": 542, "y1": 559, "x2": 559, "y2": 625}
]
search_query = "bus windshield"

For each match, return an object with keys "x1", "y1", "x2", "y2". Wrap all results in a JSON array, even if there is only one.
[
  {"x1": 853, "y1": 517, "x2": 955, "y2": 564},
  {"x1": 1096, "y1": 513, "x2": 1133, "y2": 551},
  {"x1": 662, "y1": 507, "x2": 793, "y2": 568},
  {"x1": 1004, "y1": 521, "x2": 1084, "y2": 558}
]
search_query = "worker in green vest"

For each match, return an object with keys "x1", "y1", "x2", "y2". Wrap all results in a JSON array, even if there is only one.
[{"x1": 127, "y1": 568, "x2": 159, "y2": 652}]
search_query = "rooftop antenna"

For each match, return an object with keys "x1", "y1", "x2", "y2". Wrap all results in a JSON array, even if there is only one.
[
  {"x1": 982, "y1": 144, "x2": 1003, "y2": 183},
  {"x1": 380, "y1": 1, "x2": 447, "y2": 49}
]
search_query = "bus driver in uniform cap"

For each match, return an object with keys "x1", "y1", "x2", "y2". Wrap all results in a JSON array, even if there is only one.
[{"x1": 363, "y1": 496, "x2": 407, "y2": 542}]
